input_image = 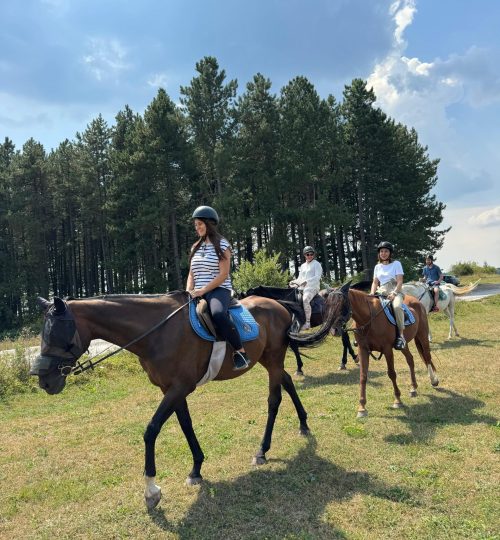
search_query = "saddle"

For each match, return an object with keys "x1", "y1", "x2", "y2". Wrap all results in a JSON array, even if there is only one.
[
  {"x1": 189, "y1": 298, "x2": 259, "y2": 343},
  {"x1": 378, "y1": 298, "x2": 415, "y2": 327}
]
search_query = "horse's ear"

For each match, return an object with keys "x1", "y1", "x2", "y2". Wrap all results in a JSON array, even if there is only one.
[
  {"x1": 36, "y1": 297, "x2": 51, "y2": 312},
  {"x1": 53, "y1": 297, "x2": 66, "y2": 315},
  {"x1": 340, "y1": 280, "x2": 352, "y2": 295}
]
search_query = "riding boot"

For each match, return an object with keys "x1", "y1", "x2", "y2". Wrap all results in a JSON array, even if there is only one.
[{"x1": 394, "y1": 330, "x2": 406, "y2": 350}]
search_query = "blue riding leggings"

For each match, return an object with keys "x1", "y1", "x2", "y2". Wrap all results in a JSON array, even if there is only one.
[{"x1": 204, "y1": 287, "x2": 243, "y2": 350}]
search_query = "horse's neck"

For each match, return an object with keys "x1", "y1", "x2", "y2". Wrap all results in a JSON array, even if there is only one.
[
  {"x1": 348, "y1": 290, "x2": 374, "y2": 324},
  {"x1": 69, "y1": 295, "x2": 180, "y2": 347}
]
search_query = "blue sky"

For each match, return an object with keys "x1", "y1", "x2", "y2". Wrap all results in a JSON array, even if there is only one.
[{"x1": 1, "y1": 0, "x2": 499, "y2": 269}]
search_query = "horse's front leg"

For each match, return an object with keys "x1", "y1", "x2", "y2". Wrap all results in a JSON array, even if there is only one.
[
  {"x1": 176, "y1": 398, "x2": 205, "y2": 486},
  {"x1": 357, "y1": 347, "x2": 370, "y2": 418},
  {"x1": 385, "y1": 348, "x2": 403, "y2": 409},
  {"x1": 253, "y1": 366, "x2": 283, "y2": 465},
  {"x1": 143, "y1": 388, "x2": 188, "y2": 510}
]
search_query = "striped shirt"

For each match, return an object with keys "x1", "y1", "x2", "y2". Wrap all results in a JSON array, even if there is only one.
[{"x1": 191, "y1": 238, "x2": 232, "y2": 291}]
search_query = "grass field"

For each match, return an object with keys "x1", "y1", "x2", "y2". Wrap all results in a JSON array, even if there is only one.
[{"x1": 1, "y1": 296, "x2": 499, "y2": 539}]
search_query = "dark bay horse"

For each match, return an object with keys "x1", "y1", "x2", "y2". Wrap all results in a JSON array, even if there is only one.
[
  {"x1": 30, "y1": 290, "x2": 344, "y2": 510},
  {"x1": 291, "y1": 284, "x2": 439, "y2": 417},
  {"x1": 242, "y1": 285, "x2": 361, "y2": 375}
]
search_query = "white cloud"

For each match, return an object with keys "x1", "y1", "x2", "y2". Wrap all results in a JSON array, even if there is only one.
[
  {"x1": 468, "y1": 206, "x2": 500, "y2": 227},
  {"x1": 366, "y1": 0, "x2": 500, "y2": 207},
  {"x1": 147, "y1": 73, "x2": 169, "y2": 89},
  {"x1": 436, "y1": 205, "x2": 500, "y2": 269},
  {"x1": 82, "y1": 38, "x2": 130, "y2": 82},
  {"x1": 390, "y1": 0, "x2": 416, "y2": 46}
]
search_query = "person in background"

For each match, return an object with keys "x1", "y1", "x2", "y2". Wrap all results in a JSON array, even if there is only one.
[
  {"x1": 420, "y1": 254, "x2": 443, "y2": 312},
  {"x1": 187, "y1": 205, "x2": 250, "y2": 371},
  {"x1": 289, "y1": 246, "x2": 323, "y2": 330},
  {"x1": 370, "y1": 241, "x2": 406, "y2": 350}
]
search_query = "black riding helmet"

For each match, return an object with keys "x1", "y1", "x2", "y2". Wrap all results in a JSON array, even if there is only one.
[
  {"x1": 303, "y1": 245, "x2": 315, "y2": 255},
  {"x1": 377, "y1": 241, "x2": 393, "y2": 252},
  {"x1": 192, "y1": 206, "x2": 219, "y2": 225}
]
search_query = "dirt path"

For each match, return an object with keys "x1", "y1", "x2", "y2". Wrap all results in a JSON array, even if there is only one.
[{"x1": 456, "y1": 283, "x2": 500, "y2": 301}]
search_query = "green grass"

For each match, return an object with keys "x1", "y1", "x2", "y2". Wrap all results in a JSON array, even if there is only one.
[{"x1": 0, "y1": 297, "x2": 499, "y2": 539}]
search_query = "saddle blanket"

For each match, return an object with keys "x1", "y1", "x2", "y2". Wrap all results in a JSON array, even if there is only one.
[
  {"x1": 189, "y1": 302, "x2": 260, "y2": 342},
  {"x1": 380, "y1": 299, "x2": 416, "y2": 326}
]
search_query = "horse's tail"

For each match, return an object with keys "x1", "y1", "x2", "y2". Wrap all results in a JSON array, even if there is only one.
[
  {"x1": 443, "y1": 279, "x2": 480, "y2": 295},
  {"x1": 287, "y1": 283, "x2": 349, "y2": 349}
]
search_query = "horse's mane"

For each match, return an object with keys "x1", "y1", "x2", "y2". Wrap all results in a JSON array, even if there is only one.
[{"x1": 67, "y1": 290, "x2": 188, "y2": 302}]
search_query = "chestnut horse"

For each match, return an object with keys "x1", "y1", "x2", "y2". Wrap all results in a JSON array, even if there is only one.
[
  {"x1": 30, "y1": 290, "x2": 343, "y2": 510},
  {"x1": 291, "y1": 284, "x2": 439, "y2": 417}
]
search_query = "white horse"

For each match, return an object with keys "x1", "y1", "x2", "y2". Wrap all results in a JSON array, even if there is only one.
[{"x1": 402, "y1": 280, "x2": 480, "y2": 340}]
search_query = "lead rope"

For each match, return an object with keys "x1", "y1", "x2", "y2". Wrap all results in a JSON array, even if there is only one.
[{"x1": 68, "y1": 296, "x2": 194, "y2": 376}]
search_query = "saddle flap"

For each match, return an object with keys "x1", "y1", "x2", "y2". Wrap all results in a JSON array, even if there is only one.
[{"x1": 195, "y1": 299, "x2": 218, "y2": 339}]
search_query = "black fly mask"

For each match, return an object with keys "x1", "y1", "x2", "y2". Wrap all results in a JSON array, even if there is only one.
[{"x1": 30, "y1": 297, "x2": 84, "y2": 379}]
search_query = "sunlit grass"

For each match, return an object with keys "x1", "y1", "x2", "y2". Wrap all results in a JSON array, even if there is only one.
[{"x1": 0, "y1": 296, "x2": 499, "y2": 539}]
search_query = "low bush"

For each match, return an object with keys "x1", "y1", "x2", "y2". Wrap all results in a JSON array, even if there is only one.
[
  {"x1": 451, "y1": 261, "x2": 496, "y2": 276},
  {"x1": 233, "y1": 250, "x2": 291, "y2": 293}
]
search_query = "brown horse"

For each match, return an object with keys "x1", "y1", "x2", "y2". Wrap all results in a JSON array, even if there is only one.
[
  {"x1": 30, "y1": 290, "x2": 344, "y2": 510},
  {"x1": 291, "y1": 284, "x2": 439, "y2": 417}
]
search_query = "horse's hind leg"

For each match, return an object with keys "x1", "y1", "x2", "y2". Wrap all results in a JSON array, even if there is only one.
[
  {"x1": 281, "y1": 370, "x2": 310, "y2": 435},
  {"x1": 446, "y1": 297, "x2": 459, "y2": 338},
  {"x1": 401, "y1": 347, "x2": 418, "y2": 397},
  {"x1": 253, "y1": 366, "x2": 284, "y2": 466},
  {"x1": 385, "y1": 349, "x2": 403, "y2": 409},
  {"x1": 414, "y1": 331, "x2": 439, "y2": 387}
]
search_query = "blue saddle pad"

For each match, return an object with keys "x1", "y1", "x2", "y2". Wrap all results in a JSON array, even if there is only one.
[
  {"x1": 380, "y1": 299, "x2": 416, "y2": 326},
  {"x1": 189, "y1": 301, "x2": 260, "y2": 343}
]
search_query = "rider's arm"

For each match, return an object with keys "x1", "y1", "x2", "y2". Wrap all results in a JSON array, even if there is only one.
[
  {"x1": 388, "y1": 274, "x2": 403, "y2": 300},
  {"x1": 370, "y1": 276, "x2": 380, "y2": 295},
  {"x1": 186, "y1": 270, "x2": 195, "y2": 291}
]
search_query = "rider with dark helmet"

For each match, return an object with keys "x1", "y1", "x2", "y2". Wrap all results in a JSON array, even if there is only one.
[
  {"x1": 187, "y1": 206, "x2": 250, "y2": 371},
  {"x1": 370, "y1": 241, "x2": 406, "y2": 350},
  {"x1": 420, "y1": 254, "x2": 443, "y2": 312},
  {"x1": 289, "y1": 246, "x2": 323, "y2": 330}
]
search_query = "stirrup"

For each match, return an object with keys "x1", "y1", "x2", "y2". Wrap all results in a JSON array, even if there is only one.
[{"x1": 233, "y1": 351, "x2": 250, "y2": 371}]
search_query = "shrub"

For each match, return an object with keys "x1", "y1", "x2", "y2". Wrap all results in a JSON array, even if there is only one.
[
  {"x1": 0, "y1": 343, "x2": 37, "y2": 399},
  {"x1": 232, "y1": 250, "x2": 291, "y2": 293},
  {"x1": 450, "y1": 261, "x2": 496, "y2": 276}
]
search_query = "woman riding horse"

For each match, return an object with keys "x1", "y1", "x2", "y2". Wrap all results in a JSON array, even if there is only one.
[{"x1": 30, "y1": 285, "x2": 346, "y2": 510}]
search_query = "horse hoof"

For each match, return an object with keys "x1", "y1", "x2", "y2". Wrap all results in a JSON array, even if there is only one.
[
  {"x1": 299, "y1": 427, "x2": 311, "y2": 437},
  {"x1": 185, "y1": 475, "x2": 203, "y2": 486},
  {"x1": 409, "y1": 390, "x2": 417, "y2": 398},
  {"x1": 252, "y1": 455, "x2": 267, "y2": 466},
  {"x1": 357, "y1": 410, "x2": 368, "y2": 418},
  {"x1": 338, "y1": 364, "x2": 347, "y2": 371},
  {"x1": 392, "y1": 401, "x2": 403, "y2": 409},
  {"x1": 431, "y1": 379, "x2": 440, "y2": 387},
  {"x1": 294, "y1": 371, "x2": 304, "y2": 377},
  {"x1": 145, "y1": 489, "x2": 162, "y2": 511}
]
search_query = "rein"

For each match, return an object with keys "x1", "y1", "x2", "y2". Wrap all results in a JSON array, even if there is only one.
[{"x1": 68, "y1": 296, "x2": 193, "y2": 376}]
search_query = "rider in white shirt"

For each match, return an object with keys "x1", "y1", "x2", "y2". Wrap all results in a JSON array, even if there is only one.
[
  {"x1": 289, "y1": 246, "x2": 323, "y2": 330},
  {"x1": 370, "y1": 241, "x2": 406, "y2": 350}
]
